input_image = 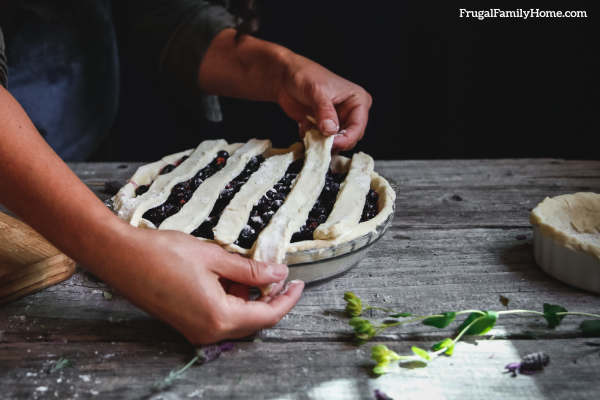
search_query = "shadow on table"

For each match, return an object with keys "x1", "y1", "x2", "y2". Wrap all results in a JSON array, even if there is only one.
[{"x1": 498, "y1": 240, "x2": 600, "y2": 399}]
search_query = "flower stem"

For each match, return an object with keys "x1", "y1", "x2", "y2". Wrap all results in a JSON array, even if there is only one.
[
  {"x1": 379, "y1": 315, "x2": 439, "y2": 328},
  {"x1": 557, "y1": 311, "x2": 600, "y2": 319},
  {"x1": 497, "y1": 309, "x2": 545, "y2": 316},
  {"x1": 167, "y1": 355, "x2": 199, "y2": 382},
  {"x1": 365, "y1": 306, "x2": 398, "y2": 314},
  {"x1": 452, "y1": 315, "x2": 486, "y2": 344}
]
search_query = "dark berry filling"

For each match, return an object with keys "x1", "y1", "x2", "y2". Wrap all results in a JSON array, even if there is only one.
[
  {"x1": 134, "y1": 156, "x2": 190, "y2": 197},
  {"x1": 290, "y1": 177, "x2": 379, "y2": 242},
  {"x1": 135, "y1": 184, "x2": 149, "y2": 196},
  {"x1": 159, "y1": 164, "x2": 175, "y2": 175},
  {"x1": 360, "y1": 189, "x2": 379, "y2": 222},
  {"x1": 290, "y1": 170, "x2": 346, "y2": 242},
  {"x1": 191, "y1": 155, "x2": 265, "y2": 239},
  {"x1": 142, "y1": 152, "x2": 230, "y2": 226},
  {"x1": 234, "y1": 159, "x2": 304, "y2": 249},
  {"x1": 159, "y1": 155, "x2": 189, "y2": 175}
]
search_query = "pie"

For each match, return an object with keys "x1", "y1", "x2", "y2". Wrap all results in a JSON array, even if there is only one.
[
  {"x1": 113, "y1": 130, "x2": 395, "y2": 263},
  {"x1": 530, "y1": 192, "x2": 600, "y2": 259},
  {"x1": 530, "y1": 192, "x2": 600, "y2": 294}
]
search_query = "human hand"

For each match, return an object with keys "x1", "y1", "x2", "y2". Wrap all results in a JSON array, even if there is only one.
[
  {"x1": 276, "y1": 54, "x2": 373, "y2": 151},
  {"x1": 99, "y1": 227, "x2": 304, "y2": 345}
]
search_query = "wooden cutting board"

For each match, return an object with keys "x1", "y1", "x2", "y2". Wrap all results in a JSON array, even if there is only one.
[{"x1": 0, "y1": 211, "x2": 76, "y2": 304}]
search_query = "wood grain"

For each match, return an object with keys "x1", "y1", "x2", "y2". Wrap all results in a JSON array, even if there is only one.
[
  {"x1": 1, "y1": 159, "x2": 599, "y2": 399},
  {"x1": 0, "y1": 212, "x2": 76, "y2": 304},
  {"x1": 0, "y1": 340, "x2": 599, "y2": 399}
]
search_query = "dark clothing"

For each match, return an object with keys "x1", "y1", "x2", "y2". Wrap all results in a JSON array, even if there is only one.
[
  {"x1": 0, "y1": 29, "x2": 7, "y2": 88},
  {"x1": 0, "y1": 1, "x2": 234, "y2": 161}
]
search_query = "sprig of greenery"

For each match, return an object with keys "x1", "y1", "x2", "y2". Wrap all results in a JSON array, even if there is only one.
[
  {"x1": 343, "y1": 291, "x2": 600, "y2": 375},
  {"x1": 154, "y1": 354, "x2": 201, "y2": 391},
  {"x1": 153, "y1": 343, "x2": 234, "y2": 391},
  {"x1": 50, "y1": 358, "x2": 72, "y2": 373}
]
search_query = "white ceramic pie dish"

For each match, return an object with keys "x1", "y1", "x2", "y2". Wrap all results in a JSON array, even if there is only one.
[
  {"x1": 107, "y1": 134, "x2": 396, "y2": 283},
  {"x1": 531, "y1": 193, "x2": 600, "y2": 294},
  {"x1": 284, "y1": 205, "x2": 393, "y2": 283},
  {"x1": 105, "y1": 194, "x2": 394, "y2": 284}
]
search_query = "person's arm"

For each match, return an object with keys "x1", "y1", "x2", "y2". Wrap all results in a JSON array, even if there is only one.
[
  {"x1": 0, "y1": 86, "x2": 303, "y2": 344},
  {"x1": 0, "y1": 28, "x2": 7, "y2": 89},
  {"x1": 126, "y1": 1, "x2": 371, "y2": 149},
  {"x1": 197, "y1": 29, "x2": 373, "y2": 151}
]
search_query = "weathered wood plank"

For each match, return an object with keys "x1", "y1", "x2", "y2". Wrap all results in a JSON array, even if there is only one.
[
  {"x1": 0, "y1": 339, "x2": 599, "y2": 399},
  {"x1": 2, "y1": 159, "x2": 600, "y2": 399},
  {"x1": 68, "y1": 160, "x2": 600, "y2": 228},
  {"x1": 2, "y1": 228, "x2": 599, "y2": 343}
]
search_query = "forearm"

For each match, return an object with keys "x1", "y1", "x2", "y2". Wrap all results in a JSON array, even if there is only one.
[
  {"x1": 197, "y1": 28, "x2": 296, "y2": 102},
  {"x1": 0, "y1": 87, "x2": 129, "y2": 274}
]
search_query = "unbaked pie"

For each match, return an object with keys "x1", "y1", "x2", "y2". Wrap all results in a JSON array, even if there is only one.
[{"x1": 113, "y1": 130, "x2": 395, "y2": 263}]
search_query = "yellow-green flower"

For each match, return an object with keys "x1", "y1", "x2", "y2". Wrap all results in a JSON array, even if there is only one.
[
  {"x1": 349, "y1": 317, "x2": 376, "y2": 341},
  {"x1": 344, "y1": 292, "x2": 363, "y2": 317},
  {"x1": 371, "y1": 344, "x2": 401, "y2": 375}
]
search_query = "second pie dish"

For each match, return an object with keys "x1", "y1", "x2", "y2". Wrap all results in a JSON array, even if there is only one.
[{"x1": 112, "y1": 130, "x2": 395, "y2": 269}]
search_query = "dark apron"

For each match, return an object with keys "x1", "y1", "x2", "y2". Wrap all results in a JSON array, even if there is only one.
[{"x1": 4, "y1": 0, "x2": 119, "y2": 161}]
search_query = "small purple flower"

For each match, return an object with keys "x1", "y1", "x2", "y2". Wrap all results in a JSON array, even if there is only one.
[
  {"x1": 505, "y1": 352, "x2": 550, "y2": 377},
  {"x1": 198, "y1": 342, "x2": 235, "y2": 363},
  {"x1": 504, "y1": 362, "x2": 521, "y2": 377},
  {"x1": 374, "y1": 389, "x2": 394, "y2": 400}
]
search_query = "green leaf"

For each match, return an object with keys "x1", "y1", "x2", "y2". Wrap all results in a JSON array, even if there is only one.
[
  {"x1": 581, "y1": 320, "x2": 600, "y2": 336},
  {"x1": 458, "y1": 311, "x2": 498, "y2": 335},
  {"x1": 543, "y1": 303, "x2": 567, "y2": 329},
  {"x1": 423, "y1": 312, "x2": 456, "y2": 328},
  {"x1": 50, "y1": 358, "x2": 72, "y2": 373},
  {"x1": 390, "y1": 312, "x2": 412, "y2": 318},
  {"x1": 411, "y1": 346, "x2": 431, "y2": 361},
  {"x1": 373, "y1": 364, "x2": 392, "y2": 375},
  {"x1": 431, "y1": 338, "x2": 455, "y2": 356}
]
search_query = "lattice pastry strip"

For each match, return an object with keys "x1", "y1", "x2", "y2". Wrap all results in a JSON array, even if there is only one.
[
  {"x1": 159, "y1": 139, "x2": 271, "y2": 233},
  {"x1": 128, "y1": 140, "x2": 238, "y2": 227},
  {"x1": 252, "y1": 130, "x2": 334, "y2": 263},
  {"x1": 213, "y1": 143, "x2": 304, "y2": 246},
  {"x1": 314, "y1": 152, "x2": 374, "y2": 240},
  {"x1": 112, "y1": 148, "x2": 193, "y2": 220}
]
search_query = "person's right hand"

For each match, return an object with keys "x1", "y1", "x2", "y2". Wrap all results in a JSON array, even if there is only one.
[
  {"x1": 0, "y1": 85, "x2": 304, "y2": 346},
  {"x1": 97, "y1": 225, "x2": 304, "y2": 345}
]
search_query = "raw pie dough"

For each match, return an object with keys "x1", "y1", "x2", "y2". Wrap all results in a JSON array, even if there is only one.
[
  {"x1": 530, "y1": 192, "x2": 600, "y2": 260},
  {"x1": 113, "y1": 130, "x2": 396, "y2": 264}
]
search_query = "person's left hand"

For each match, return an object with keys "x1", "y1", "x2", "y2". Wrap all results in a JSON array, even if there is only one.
[{"x1": 276, "y1": 54, "x2": 372, "y2": 151}]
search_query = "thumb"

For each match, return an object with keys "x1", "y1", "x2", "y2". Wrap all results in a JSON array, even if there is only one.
[
  {"x1": 312, "y1": 90, "x2": 339, "y2": 135},
  {"x1": 212, "y1": 252, "x2": 289, "y2": 286}
]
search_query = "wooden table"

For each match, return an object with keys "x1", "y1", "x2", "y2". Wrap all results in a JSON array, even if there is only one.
[{"x1": 1, "y1": 159, "x2": 599, "y2": 399}]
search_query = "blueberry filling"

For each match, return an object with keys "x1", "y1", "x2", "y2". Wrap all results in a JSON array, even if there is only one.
[
  {"x1": 290, "y1": 170, "x2": 346, "y2": 242},
  {"x1": 158, "y1": 155, "x2": 189, "y2": 176},
  {"x1": 135, "y1": 185, "x2": 149, "y2": 196},
  {"x1": 142, "y1": 151, "x2": 230, "y2": 226},
  {"x1": 360, "y1": 189, "x2": 379, "y2": 222},
  {"x1": 234, "y1": 159, "x2": 304, "y2": 249},
  {"x1": 134, "y1": 156, "x2": 190, "y2": 197},
  {"x1": 291, "y1": 176, "x2": 379, "y2": 242},
  {"x1": 191, "y1": 155, "x2": 265, "y2": 239},
  {"x1": 159, "y1": 164, "x2": 176, "y2": 175}
]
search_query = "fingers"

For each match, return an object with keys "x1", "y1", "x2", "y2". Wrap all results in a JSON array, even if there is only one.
[
  {"x1": 227, "y1": 282, "x2": 250, "y2": 300},
  {"x1": 225, "y1": 280, "x2": 305, "y2": 337},
  {"x1": 210, "y1": 251, "x2": 289, "y2": 287},
  {"x1": 311, "y1": 90, "x2": 340, "y2": 135},
  {"x1": 333, "y1": 101, "x2": 370, "y2": 151}
]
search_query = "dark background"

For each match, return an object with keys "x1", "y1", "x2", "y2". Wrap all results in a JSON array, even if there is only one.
[{"x1": 105, "y1": 1, "x2": 598, "y2": 161}]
